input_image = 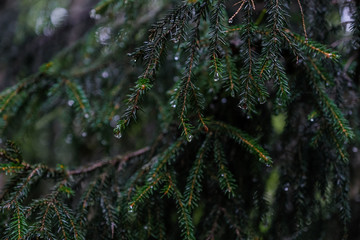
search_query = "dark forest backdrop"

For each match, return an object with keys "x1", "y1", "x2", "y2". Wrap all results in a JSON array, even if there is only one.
[{"x1": 0, "y1": 0, "x2": 360, "y2": 239}]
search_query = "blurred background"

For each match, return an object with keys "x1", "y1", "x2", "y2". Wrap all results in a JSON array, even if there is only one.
[{"x1": 0, "y1": 0, "x2": 359, "y2": 238}]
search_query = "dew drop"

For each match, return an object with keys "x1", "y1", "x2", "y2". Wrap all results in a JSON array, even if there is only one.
[
  {"x1": 102, "y1": 71, "x2": 109, "y2": 78},
  {"x1": 51, "y1": 8, "x2": 68, "y2": 27},
  {"x1": 265, "y1": 164, "x2": 271, "y2": 167},
  {"x1": 214, "y1": 72, "x2": 220, "y2": 82},
  {"x1": 90, "y1": 9, "x2": 96, "y2": 18},
  {"x1": 170, "y1": 100, "x2": 176, "y2": 108},
  {"x1": 187, "y1": 135, "x2": 193, "y2": 142},
  {"x1": 284, "y1": 183, "x2": 290, "y2": 192},
  {"x1": 81, "y1": 132, "x2": 87, "y2": 137},
  {"x1": 353, "y1": 147, "x2": 358, "y2": 153},
  {"x1": 89, "y1": 9, "x2": 101, "y2": 20},
  {"x1": 128, "y1": 205, "x2": 133, "y2": 213},
  {"x1": 114, "y1": 132, "x2": 122, "y2": 139},
  {"x1": 258, "y1": 97, "x2": 266, "y2": 104},
  {"x1": 174, "y1": 52, "x2": 180, "y2": 61},
  {"x1": 221, "y1": 98, "x2": 227, "y2": 104},
  {"x1": 310, "y1": 118, "x2": 314, "y2": 122},
  {"x1": 144, "y1": 225, "x2": 148, "y2": 230},
  {"x1": 150, "y1": 186, "x2": 153, "y2": 189},
  {"x1": 67, "y1": 100, "x2": 75, "y2": 107},
  {"x1": 221, "y1": 174, "x2": 224, "y2": 177},
  {"x1": 228, "y1": 19, "x2": 233, "y2": 24},
  {"x1": 84, "y1": 113, "x2": 90, "y2": 119}
]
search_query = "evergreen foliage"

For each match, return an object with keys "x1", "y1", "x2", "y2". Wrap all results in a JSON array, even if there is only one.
[{"x1": 0, "y1": 0, "x2": 359, "y2": 239}]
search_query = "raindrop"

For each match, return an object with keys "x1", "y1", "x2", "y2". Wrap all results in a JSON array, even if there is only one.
[
  {"x1": 150, "y1": 186, "x2": 153, "y2": 189},
  {"x1": 284, "y1": 183, "x2": 290, "y2": 191},
  {"x1": 170, "y1": 100, "x2": 176, "y2": 108},
  {"x1": 102, "y1": 71, "x2": 109, "y2": 78},
  {"x1": 187, "y1": 135, "x2": 193, "y2": 142},
  {"x1": 221, "y1": 174, "x2": 224, "y2": 177},
  {"x1": 51, "y1": 8, "x2": 68, "y2": 27},
  {"x1": 228, "y1": 19, "x2": 233, "y2": 24},
  {"x1": 67, "y1": 100, "x2": 75, "y2": 107},
  {"x1": 114, "y1": 132, "x2": 122, "y2": 139},
  {"x1": 89, "y1": 9, "x2": 101, "y2": 20},
  {"x1": 348, "y1": 110, "x2": 353, "y2": 115},
  {"x1": 84, "y1": 113, "x2": 90, "y2": 119},
  {"x1": 144, "y1": 226, "x2": 148, "y2": 230},
  {"x1": 310, "y1": 118, "x2": 314, "y2": 122},
  {"x1": 110, "y1": 115, "x2": 120, "y2": 127},
  {"x1": 81, "y1": 132, "x2": 87, "y2": 137},
  {"x1": 353, "y1": 147, "x2": 358, "y2": 153},
  {"x1": 90, "y1": 9, "x2": 96, "y2": 18},
  {"x1": 96, "y1": 27, "x2": 111, "y2": 45},
  {"x1": 258, "y1": 97, "x2": 266, "y2": 104},
  {"x1": 221, "y1": 98, "x2": 227, "y2": 104},
  {"x1": 246, "y1": 115, "x2": 251, "y2": 119},
  {"x1": 174, "y1": 52, "x2": 180, "y2": 61},
  {"x1": 214, "y1": 72, "x2": 220, "y2": 82},
  {"x1": 128, "y1": 205, "x2": 133, "y2": 213},
  {"x1": 265, "y1": 164, "x2": 271, "y2": 167}
]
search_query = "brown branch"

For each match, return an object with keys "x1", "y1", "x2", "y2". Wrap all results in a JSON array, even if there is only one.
[{"x1": 67, "y1": 146, "x2": 150, "y2": 175}]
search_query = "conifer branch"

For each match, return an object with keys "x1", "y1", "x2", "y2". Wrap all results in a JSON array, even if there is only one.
[
  {"x1": 172, "y1": 184, "x2": 195, "y2": 240},
  {"x1": 296, "y1": 0, "x2": 308, "y2": 42},
  {"x1": 67, "y1": 146, "x2": 150, "y2": 175},
  {"x1": 129, "y1": 175, "x2": 163, "y2": 209},
  {"x1": 214, "y1": 138, "x2": 237, "y2": 197},
  {"x1": 212, "y1": 121, "x2": 272, "y2": 163},
  {"x1": 306, "y1": 67, "x2": 354, "y2": 140},
  {"x1": 150, "y1": 138, "x2": 184, "y2": 179},
  {"x1": 285, "y1": 29, "x2": 339, "y2": 59},
  {"x1": 51, "y1": 202, "x2": 68, "y2": 240},
  {"x1": 185, "y1": 137, "x2": 210, "y2": 208},
  {"x1": 64, "y1": 79, "x2": 91, "y2": 118}
]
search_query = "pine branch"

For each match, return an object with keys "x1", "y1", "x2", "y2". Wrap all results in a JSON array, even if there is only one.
[
  {"x1": 185, "y1": 136, "x2": 210, "y2": 209},
  {"x1": 306, "y1": 63, "x2": 354, "y2": 141},
  {"x1": 64, "y1": 79, "x2": 91, "y2": 118},
  {"x1": 169, "y1": 174, "x2": 195, "y2": 240},
  {"x1": 67, "y1": 146, "x2": 150, "y2": 175},
  {"x1": 211, "y1": 121, "x2": 272, "y2": 164},
  {"x1": 214, "y1": 138, "x2": 238, "y2": 198}
]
